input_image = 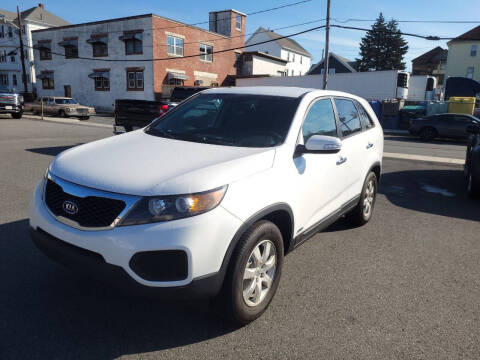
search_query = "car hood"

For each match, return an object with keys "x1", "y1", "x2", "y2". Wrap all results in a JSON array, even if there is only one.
[{"x1": 50, "y1": 130, "x2": 276, "y2": 196}]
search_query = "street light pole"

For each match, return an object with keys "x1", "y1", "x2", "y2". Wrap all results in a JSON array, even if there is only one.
[
  {"x1": 322, "y1": 0, "x2": 331, "y2": 90},
  {"x1": 16, "y1": 6, "x2": 28, "y2": 94}
]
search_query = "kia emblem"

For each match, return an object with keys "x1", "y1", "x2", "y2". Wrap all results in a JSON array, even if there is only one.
[{"x1": 63, "y1": 200, "x2": 79, "y2": 215}]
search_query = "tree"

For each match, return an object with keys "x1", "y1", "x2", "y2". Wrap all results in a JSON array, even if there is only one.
[{"x1": 356, "y1": 13, "x2": 409, "y2": 71}]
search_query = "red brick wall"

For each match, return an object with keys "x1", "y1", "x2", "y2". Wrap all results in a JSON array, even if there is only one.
[{"x1": 152, "y1": 11, "x2": 245, "y2": 95}]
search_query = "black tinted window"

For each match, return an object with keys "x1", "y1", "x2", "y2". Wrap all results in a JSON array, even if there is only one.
[
  {"x1": 302, "y1": 98, "x2": 337, "y2": 142},
  {"x1": 356, "y1": 101, "x2": 374, "y2": 129},
  {"x1": 334, "y1": 98, "x2": 362, "y2": 137},
  {"x1": 148, "y1": 93, "x2": 299, "y2": 147}
]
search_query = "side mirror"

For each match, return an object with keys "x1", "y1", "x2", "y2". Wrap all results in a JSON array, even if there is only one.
[
  {"x1": 466, "y1": 124, "x2": 480, "y2": 134},
  {"x1": 296, "y1": 135, "x2": 342, "y2": 155}
]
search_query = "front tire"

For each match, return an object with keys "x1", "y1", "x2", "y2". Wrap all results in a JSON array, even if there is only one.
[
  {"x1": 467, "y1": 171, "x2": 479, "y2": 197},
  {"x1": 12, "y1": 112, "x2": 22, "y2": 119},
  {"x1": 216, "y1": 220, "x2": 284, "y2": 325},
  {"x1": 347, "y1": 171, "x2": 378, "y2": 226},
  {"x1": 58, "y1": 110, "x2": 68, "y2": 118}
]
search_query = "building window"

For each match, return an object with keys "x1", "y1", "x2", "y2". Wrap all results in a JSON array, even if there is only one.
[
  {"x1": 471, "y1": 45, "x2": 477, "y2": 57},
  {"x1": 12, "y1": 74, "x2": 17, "y2": 86},
  {"x1": 236, "y1": 14, "x2": 242, "y2": 30},
  {"x1": 0, "y1": 74, "x2": 8, "y2": 85},
  {"x1": 120, "y1": 31, "x2": 143, "y2": 55},
  {"x1": 89, "y1": 69, "x2": 110, "y2": 91},
  {"x1": 200, "y1": 43, "x2": 213, "y2": 62},
  {"x1": 8, "y1": 26, "x2": 12, "y2": 37},
  {"x1": 167, "y1": 36, "x2": 183, "y2": 56},
  {"x1": 0, "y1": 25, "x2": 4, "y2": 38},
  {"x1": 292, "y1": 53, "x2": 295, "y2": 62},
  {"x1": 60, "y1": 38, "x2": 79, "y2": 59},
  {"x1": 168, "y1": 78, "x2": 184, "y2": 86},
  {"x1": 90, "y1": 35, "x2": 108, "y2": 57},
  {"x1": 126, "y1": 69, "x2": 144, "y2": 90},
  {"x1": 39, "y1": 72, "x2": 54, "y2": 89},
  {"x1": 38, "y1": 41, "x2": 52, "y2": 60},
  {"x1": 300, "y1": 56, "x2": 303, "y2": 64},
  {"x1": 10, "y1": 53, "x2": 15, "y2": 62},
  {"x1": 95, "y1": 77, "x2": 109, "y2": 91},
  {"x1": 466, "y1": 67, "x2": 474, "y2": 79},
  {"x1": 0, "y1": 50, "x2": 6, "y2": 63}
]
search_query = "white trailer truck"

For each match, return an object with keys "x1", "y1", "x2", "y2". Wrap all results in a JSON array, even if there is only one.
[
  {"x1": 236, "y1": 70, "x2": 410, "y2": 101},
  {"x1": 407, "y1": 75, "x2": 437, "y2": 101}
]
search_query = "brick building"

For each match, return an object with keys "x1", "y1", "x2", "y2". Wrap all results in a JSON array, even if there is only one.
[{"x1": 31, "y1": 10, "x2": 246, "y2": 111}]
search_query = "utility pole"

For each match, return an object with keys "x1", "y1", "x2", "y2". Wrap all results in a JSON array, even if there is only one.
[
  {"x1": 16, "y1": 6, "x2": 28, "y2": 94},
  {"x1": 322, "y1": 0, "x2": 331, "y2": 90}
]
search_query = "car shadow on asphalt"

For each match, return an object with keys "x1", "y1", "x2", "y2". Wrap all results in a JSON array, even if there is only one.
[
  {"x1": 0, "y1": 219, "x2": 238, "y2": 359},
  {"x1": 378, "y1": 168, "x2": 480, "y2": 222},
  {"x1": 26, "y1": 144, "x2": 84, "y2": 156}
]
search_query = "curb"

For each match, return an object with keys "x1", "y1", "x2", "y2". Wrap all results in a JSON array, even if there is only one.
[{"x1": 22, "y1": 115, "x2": 112, "y2": 129}]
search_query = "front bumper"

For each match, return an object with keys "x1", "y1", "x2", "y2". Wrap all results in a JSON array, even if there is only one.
[
  {"x1": 29, "y1": 181, "x2": 243, "y2": 297},
  {"x1": 0, "y1": 103, "x2": 23, "y2": 113},
  {"x1": 66, "y1": 109, "x2": 95, "y2": 117}
]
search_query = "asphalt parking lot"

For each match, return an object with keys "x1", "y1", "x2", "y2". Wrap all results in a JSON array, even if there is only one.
[{"x1": 1, "y1": 116, "x2": 479, "y2": 359}]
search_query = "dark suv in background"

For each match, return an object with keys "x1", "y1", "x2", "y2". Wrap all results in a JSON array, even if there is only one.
[
  {"x1": 0, "y1": 85, "x2": 24, "y2": 119},
  {"x1": 409, "y1": 113, "x2": 480, "y2": 141}
]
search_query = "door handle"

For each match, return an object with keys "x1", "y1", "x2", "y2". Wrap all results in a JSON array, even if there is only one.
[
  {"x1": 336, "y1": 156, "x2": 347, "y2": 165},
  {"x1": 366, "y1": 142, "x2": 374, "y2": 149}
]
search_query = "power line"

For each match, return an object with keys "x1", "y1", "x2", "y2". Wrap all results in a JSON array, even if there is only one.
[
  {"x1": 330, "y1": 24, "x2": 455, "y2": 40},
  {"x1": 333, "y1": 18, "x2": 480, "y2": 24}
]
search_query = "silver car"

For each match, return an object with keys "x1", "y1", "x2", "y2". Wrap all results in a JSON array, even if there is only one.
[{"x1": 27, "y1": 97, "x2": 95, "y2": 120}]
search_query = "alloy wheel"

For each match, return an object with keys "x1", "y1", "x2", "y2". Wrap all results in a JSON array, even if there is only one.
[
  {"x1": 363, "y1": 179, "x2": 375, "y2": 218},
  {"x1": 242, "y1": 240, "x2": 277, "y2": 307}
]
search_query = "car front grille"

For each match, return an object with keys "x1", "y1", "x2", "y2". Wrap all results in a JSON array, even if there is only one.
[
  {"x1": 77, "y1": 108, "x2": 88, "y2": 114},
  {"x1": 45, "y1": 179, "x2": 126, "y2": 228}
]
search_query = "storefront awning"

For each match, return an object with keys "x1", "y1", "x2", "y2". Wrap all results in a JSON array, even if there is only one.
[
  {"x1": 88, "y1": 71, "x2": 110, "y2": 79},
  {"x1": 58, "y1": 40, "x2": 77, "y2": 47},
  {"x1": 168, "y1": 72, "x2": 189, "y2": 81},
  {"x1": 119, "y1": 33, "x2": 142, "y2": 41},
  {"x1": 33, "y1": 43, "x2": 50, "y2": 50},
  {"x1": 37, "y1": 72, "x2": 53, "y2": 79},
  {"x1": 86, "y1": 38, "x2": 107, "y2": 45}
]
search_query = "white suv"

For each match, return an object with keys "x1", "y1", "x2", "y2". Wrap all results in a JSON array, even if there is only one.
[{"x1": 30, "y1": 87, "x2": 383, "y2": 324}]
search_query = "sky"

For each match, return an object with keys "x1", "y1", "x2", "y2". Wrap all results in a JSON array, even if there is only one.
[{"x1": 8, "y1": 0, "x2": 480, "y2": 70}]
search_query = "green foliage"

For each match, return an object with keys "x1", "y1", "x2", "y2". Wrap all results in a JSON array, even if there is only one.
[{"x1": 356, "y1": 13, "x2": 409, "y2": 71}]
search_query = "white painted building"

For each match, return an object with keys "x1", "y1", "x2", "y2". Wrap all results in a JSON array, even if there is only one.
[
  {"x1": 237, "y1": 51, "x2": 287, "y2": 77},
  {"x1": 32, "y1": 15, "x2": 155, "y2": 111},
  {"x1": 245, "y1": 27, "x2": 312, "y2": 77},
  {"x1": 0, "y1": 4, "x2": 69, "y2": 93}
]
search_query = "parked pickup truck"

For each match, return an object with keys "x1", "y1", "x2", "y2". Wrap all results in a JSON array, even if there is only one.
[
  {"x1": 114, "y1": 87, "x2": 208, "y2": 133},
  {"x1": 0, "y1": 85, "x2": 24, "y2": 119},
  {"x1": 114, "y1": 99, "x2": 172, "y2": 133}
]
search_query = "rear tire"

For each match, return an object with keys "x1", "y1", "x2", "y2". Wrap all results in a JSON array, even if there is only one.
[
  {"x1": 215, "y1": 220, "x2": 284, "y2": 325},
  {"x1": 347, "y1": 171, "x2": 378, "y2": 226},
  {"x1": 420, "y1": 127, "x2": 437, "y2": 141}
]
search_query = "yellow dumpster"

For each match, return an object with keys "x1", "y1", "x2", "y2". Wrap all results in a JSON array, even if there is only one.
[{"x1": 448, "y1": 97, "x2": 476, "y2": 115}]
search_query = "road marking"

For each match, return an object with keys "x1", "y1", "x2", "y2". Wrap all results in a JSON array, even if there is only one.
[
  {"x1": 384, "y1": 152, "x2": 464, "y2": 165},
  {"x1": 23, "y1": 115, "x2": 112, "y2": 129}
]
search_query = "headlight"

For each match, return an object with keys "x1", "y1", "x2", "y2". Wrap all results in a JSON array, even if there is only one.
[
  {"x1": 66, "y1": 108, "x2": 71, "y2": 112},
  {"x1": 118, "y1": 186, "x2": 227, "y2": 226}
]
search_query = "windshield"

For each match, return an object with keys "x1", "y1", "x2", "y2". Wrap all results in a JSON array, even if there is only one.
[
  {"x1": 147, "y1": 93, "x2": 300, "y2": 147},
  {"x1": 55, "y1": 98, "x2": 78, "y2": 104}
]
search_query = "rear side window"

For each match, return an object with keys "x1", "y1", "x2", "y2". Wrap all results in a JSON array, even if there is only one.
[
  {"x1": 355, "y1": 101, "x2": 375, "y2": 130},
  {"x1": 334, "y1": 98, "x2": 362, "y2": 137},
  {"x1": 302, "y1": 98, "x2": 337, "y2": 142}
]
